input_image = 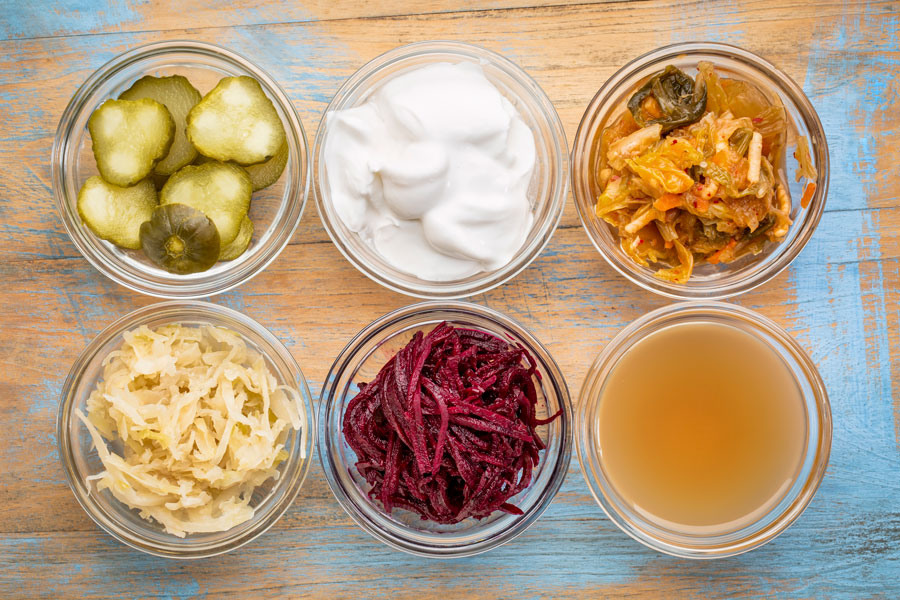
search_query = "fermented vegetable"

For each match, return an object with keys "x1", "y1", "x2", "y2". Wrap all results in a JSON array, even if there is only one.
[
  {"x1": 88, "y1": 98, "x2": 174, "y2": 187},
  {"x1": 595, "y1": 61, "x2": 817, "y2": 282},
  {"x1": 77, "y1": 176, "x2": 157, "y2": 249},
  {"x1": 219, "y1": 216, "x2": 253, "y2": 261},
  {"x1": 119, "y1": 75, "x2": 202, "y2": 176},
  {"x1": 159, "y1": 161, "x2": 251, "y2": 246},
  {"x1": 794, "y1": 135, "x2": 818, "y2": 182},
  {"x1": 243, "y1": 141, "x2": 288, "y2": 191},
  {"x1": 627, "y1": 65, "x2": 707, "y2": 133},
  {"x1": 78, "y1": 72, "x2": 287, "y2": 268},
  {"x1": 140, "y1": 203, "x2": 220, "y2": 274},
  {"x1": 187, "y1": 76, "x2": 286, "y2": 165},
  {"x1": 342, "y1": 322, "x2": 561, "y2": 524},
  {"x1": 76, "y1": 324, "x2": 305, "y2": 537}
]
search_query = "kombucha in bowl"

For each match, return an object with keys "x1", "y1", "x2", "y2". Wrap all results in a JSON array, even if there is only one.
[{"x1": 576, "y1": 301, "x2": 831, "y2": 558}]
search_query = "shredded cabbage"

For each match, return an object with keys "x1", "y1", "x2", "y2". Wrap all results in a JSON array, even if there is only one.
[
  {"x1": 594, "y1": 62, "x2": 803, "y2": 283},
  {"x1": 77, "y1": 324, "x2": 306, "y2": 537},
  {"x1": 794, "y1": 135, "x2": 818, "y2": 182}
]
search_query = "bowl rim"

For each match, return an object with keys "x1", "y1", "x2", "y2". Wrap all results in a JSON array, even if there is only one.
[
  {"x1": 56, "y1": 300, "x2": 317, "y2": 559},
  {"x1": 313, "y1": 40, "x2": 569, "y2": 299},
  {"x1": 316, "y1": 300, "x2": 574, "y2": 557},
  {"x1": 571, "y1": 41, "x2": 830, "y2": 300},
  {"x1": 576, "y1": 300, "x2": 832, "y2": 558},
  {"x1": 51, "y1": 40, "x2": 310, "y2": 299}
]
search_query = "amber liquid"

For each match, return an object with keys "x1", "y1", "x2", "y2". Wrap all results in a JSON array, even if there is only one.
[{"x1": 599, "y1": 322, "x2": 806, "y2": 532}]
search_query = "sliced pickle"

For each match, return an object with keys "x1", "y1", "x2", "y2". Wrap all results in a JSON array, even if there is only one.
[
  {"x1": 244, "y1": 141, "x2": 288, "y2": 191},
  {"x1": 151, "y1": 172, "x2": 169, "y2": 191},
  {"x1": 140, "y1": 203, "x2": 220, "y2": 274},
  {"x1": 77, "y1": 176, "x2": 157, "y2": 250},
  {"x1": 88, "y1": 98, "x2": 175, "y2": 187},
  {"x1": 120, "y1": 75, "x2": 202, "y2": 176},
  {"x1": 159, "y1": 161, "x2": 251, "y2": 245},
  {"x1": 219, "y1": 216, "x2": 253, "y2": 261},
  {"x1": 196, "y1": 142, "x2": 286, "y2": 190},
  {"x1": 187, "y1": 76, "x2": 286, "y2": 165}
]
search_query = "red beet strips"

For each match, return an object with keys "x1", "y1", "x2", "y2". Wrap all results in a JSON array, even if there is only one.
[{"x1": 342, "y1": 322, "x2": 561, "y2": 524}]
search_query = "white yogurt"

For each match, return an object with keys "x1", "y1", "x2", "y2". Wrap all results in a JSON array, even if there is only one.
[{"x1": 323, "y1": 62, "x2": 536, "y2": 282}]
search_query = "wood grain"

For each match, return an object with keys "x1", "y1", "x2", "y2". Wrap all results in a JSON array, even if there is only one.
[
  {"x1": 1, "y1": 1, "x2": 898, "y2": 598},
  {"x1": 0, "y1": 0, "x2": 627, "y2": 41}
]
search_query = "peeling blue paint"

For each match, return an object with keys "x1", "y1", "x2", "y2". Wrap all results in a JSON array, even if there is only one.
[
  {"x1": 785, "y1": 6, "x2": 900, "y2": 598},
  {"x1": 0, "y1": 0, "x2": 144, "y2": 40},
  {"x1": 2, "y1": 3, "x2": 899, "y2": 599}
]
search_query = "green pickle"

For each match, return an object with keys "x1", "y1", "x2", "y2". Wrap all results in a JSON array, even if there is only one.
[
  {"x1": 151, "y1": 172, "x2": 169, "y2": 191},
  {"x1": 77, "y1": 176, "x2": 157, "y2": 250},
  {"x1": 197, "y1": 141, "x2": 287, "y2": 190},
  {"x1": 82, "y1": 73, "x2": 271, "y2": 273},
  {"x1": 187, "y1": 76, "x2": 286, "y2": 165},
  {"x1": 140, "y1": 203, "x2": 220, "y2": 274},
  {"x1": 119, "y1": 75, "x2": 202, "y2": 176},
  {"x1": 160, "y1": 161, "x2": 251, "y2": 246},
  {"x1": 244, "y1": 141, "x2": 288, "y2": 191},
  {"x1": 88, "y1": 98, "x2": 174, "y2": 187},
  {"x1": 219, "y1": 216, "x2": 253, "y2": 261}
]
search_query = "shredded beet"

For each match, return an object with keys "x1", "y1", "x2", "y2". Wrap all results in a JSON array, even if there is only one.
[{"x1": 342, "y1": 322, "x2": 561, "y2": 524}]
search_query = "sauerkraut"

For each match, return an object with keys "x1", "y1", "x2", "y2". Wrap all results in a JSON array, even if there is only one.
[{"x1": 77, "y1": 324, "x2": 305, "y2": 537}]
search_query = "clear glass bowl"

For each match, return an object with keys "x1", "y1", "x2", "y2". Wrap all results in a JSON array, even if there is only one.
[
  {"x1": 314, "y1": 41, "x2": 569, "y2": 299},
  {"x1": 572, "y1": 42, "x2": 829, "y2": 299},
  {"x1": 52, "y1": 41, "x2": 309, "y2": 299},
  {"x1": 577, "y1": 301, "x2": 831, "y2": 558},
  {"x1": 57, "y1": 301, "x2": 316, "y2": 558},
  {"x1": 317, "y1": 301, "x2": 573, "y2": 557}
]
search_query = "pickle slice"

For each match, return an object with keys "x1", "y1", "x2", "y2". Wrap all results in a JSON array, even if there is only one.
[
  {"x1": 160, "y1": 161, "x2": 251, "y2": 245},
  {"x1": 219, "y1": 216, "x2": 253, "y2": 261},
  {"x1": 151, "y1": 172, "x2": 169, "y2": 191},
  {"x1": 77, "y1": 176, "x2": 157, "y2": 249},
  {"x1": 244, "y1": 141, "x2": 288, "y2": 191},
  {"x1": 196, "y1": 141, "x2": 286, "y2": 190},
  {"x1": 187, "y1": 76, "x2": 286, "y2": 165},
  {"x1": 88, "y1": 98, "x2": 175, "y2": 187},
  {"x1": 120, "y1": 75, "x2": 202, "y2": 176},
  {"x1": 140, "y1": 203, "x2": 220, "y2": 274}
]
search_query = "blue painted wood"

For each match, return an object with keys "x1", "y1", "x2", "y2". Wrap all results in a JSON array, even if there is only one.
[{"x1": 0, "y1": 1, "x2": 898, "y2": 598}]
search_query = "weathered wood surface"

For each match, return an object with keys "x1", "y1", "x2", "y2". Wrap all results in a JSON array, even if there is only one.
[{"x1": 1, "y1": 0, "x2": 898, "y2": 598}]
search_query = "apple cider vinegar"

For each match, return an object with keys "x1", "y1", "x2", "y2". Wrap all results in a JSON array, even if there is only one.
[{"x1": 598, "y1": 321, "x2": 807, "y2": 532}]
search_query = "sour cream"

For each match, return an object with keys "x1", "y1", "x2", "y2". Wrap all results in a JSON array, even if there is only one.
[{"x1": 323, "y1": 62, "x2": 536, "y2": 281}]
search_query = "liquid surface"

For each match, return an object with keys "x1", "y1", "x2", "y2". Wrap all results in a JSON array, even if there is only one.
[
  {"x1": 323, "y1": 62, "x2": 536, "y2": 281},
  {"x1": 598, "y1": 321, "x2": 806, "y2": 532}
]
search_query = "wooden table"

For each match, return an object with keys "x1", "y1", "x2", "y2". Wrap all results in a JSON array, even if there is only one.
[{"x1": 2, "y1": 1, "x2": 898, "y2": 597}]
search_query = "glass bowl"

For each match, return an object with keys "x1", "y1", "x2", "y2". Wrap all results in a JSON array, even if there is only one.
[
  {"x1": 318, "y1": 301, "x2": 573, "y2": 557},
  {"x1": 52, "y1": 41, "x2": 309, "y2": 299},
  {"x1": 57, "y1": 301, "x2": 316, "y2": 559},
  {"x1": 572, "y1": 42, "x2": 829, "y2": 299},
  {"x1": 577, "y1": 301, "x2": 831, "y2": 558},
  {"x1": 314, "y1": 41, "x2": 569, "y2": 299}
]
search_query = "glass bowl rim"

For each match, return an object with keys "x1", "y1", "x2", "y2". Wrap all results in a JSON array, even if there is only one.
[
  {"x1": 313, "y1": 40, "x2": 569, "y2": 299},
  {"x1": 51, "y1": 39, "x2": 310, "y2": 299},
  {"x1": 571, "y1": 41, "x2": 830, "y2": 300},
  {"x1": 56, "y1": 300, "x2": 317, "y2": 559},
  {"x1": 317, "y1": 299, "x2": 574, "y2": 557},
  {"x1": 576, "y1": 300, "x2": 832, "y2": 558}
]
